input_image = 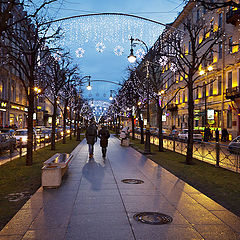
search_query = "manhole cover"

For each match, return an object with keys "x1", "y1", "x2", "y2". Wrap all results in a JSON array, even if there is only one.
[
  {"x1": 121, "y1": 179, "x2": 144, "y2": 184},
  {"x1": 133, "y1": 212, "x2": 173, "y2": 225}
]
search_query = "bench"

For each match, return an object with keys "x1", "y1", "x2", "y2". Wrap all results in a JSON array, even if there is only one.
[{"x1": 41, "y1": 153, "x2": 73, "y2": 188}]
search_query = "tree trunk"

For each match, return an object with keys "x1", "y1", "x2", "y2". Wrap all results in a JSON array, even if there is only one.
[
  {"x1": 51, "y1": 98, "x2": 57, "y2": 150},
  {"x1": 69, "y1": 110, "x2": 72, "y2": 140},
  {"x1": 76, "y1": 113, "x2": 81, "y2": 141},
  {"x1": 63, "y1": 100, "x2": 68, "y2": 144},
  {"x1": 157, "y1": 102, "x2": 164, "y2": 152},
  {"x1": 74, "y1": 112, "x2": 77, "y2": 137},
  {"x1": 26, "y1": 90, "x2": 34, "y2": 166},
  {"x1": 186, "y1": 79, "x2": 194, "y2": 165},
  {"x1": 137, "y1": 107, "x2": 144, "y2": 144},
  {"x1": 131, "y1": 111, "x2": 135, "y2": 140}
]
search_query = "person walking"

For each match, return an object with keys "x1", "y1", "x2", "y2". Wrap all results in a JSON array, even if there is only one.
[
  {"x1": 98, "y1": 125, "x2": 110, "y2": 158},
  {"x1": 86, "y1": 122, "x2": 97, "y2": 159}
]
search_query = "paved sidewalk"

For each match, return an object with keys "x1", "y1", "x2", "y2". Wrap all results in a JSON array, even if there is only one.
[{"x1": 0, "y1": 136, "x2": 240, "y2": 240}]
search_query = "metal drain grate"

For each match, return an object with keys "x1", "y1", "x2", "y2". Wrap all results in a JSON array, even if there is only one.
[
  {"x1": 121, "y1": 179, "x2": 144, "y2": 184},
  {"x1": 133, "y1": 212, "x2": 173, "y2": 225}
]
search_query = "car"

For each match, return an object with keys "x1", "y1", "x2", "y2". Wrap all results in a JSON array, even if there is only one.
[
  {"x1": 227, "y1": 136, "x2": 240, "y2": 154},
  {"x1": 15, "y1": 129, "x2": 36, "y2": 146},
  {"x1": 36, "y1": 128, "x2": 52, "y2": 142},
  {"x1": 178, "y1": 129, "x2": 202, "y2": 141},
  {"x1": 169, "y1": 129, "x2": 179, "y2": 138},
  {"x1": 0, "y1": 133, "x2": 16, "y2": 152},
  {"x1": 0, "y1": 128, "x2": 15, "y2": 136}
]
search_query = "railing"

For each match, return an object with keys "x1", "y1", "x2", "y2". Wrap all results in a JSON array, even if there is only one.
[
  {"x1": 226, "y1": 86, "x2": 240, "y2": 100},
  {"x1": 133, "y1": 133, "x2": 240, "y2": 173},
  {"x1": 226, "y1": 8, "x2": 240, "y2": 25}
]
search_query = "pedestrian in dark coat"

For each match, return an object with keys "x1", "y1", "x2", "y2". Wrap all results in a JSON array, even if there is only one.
[
  {"x1": 86, "y1": 123, "x2": 98, "y2": 159},
  {"x1": 215, "y1": 128, "x2": 219, "y2": 142},
  {"x1": 98, "y1": 125, "x2": 110, "y2": 158}
]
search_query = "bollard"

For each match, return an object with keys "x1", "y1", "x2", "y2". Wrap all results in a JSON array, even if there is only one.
[
  {"x1": 215, "y1": 142, "x2": 220, "y2": 167},
  {"x1": 173, "y1": 138, "x2": 176, "y2": 152},
  {"x1": 44, "y1": 133, "x2": 46, "y2": 147},
  {"x1": 10, "y1": 144, "x2": 14, "y2": 157},
  {"x1": 19, "y1": 138, "x2": 22, "y2": 157},
  {"x1": 34, "y1": 136, "x2": 36, "y2": 151}
]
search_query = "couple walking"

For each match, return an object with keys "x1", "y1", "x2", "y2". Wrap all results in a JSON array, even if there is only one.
[{"x1": 86, "y1": 122, "x2": 110, "y2": 159}]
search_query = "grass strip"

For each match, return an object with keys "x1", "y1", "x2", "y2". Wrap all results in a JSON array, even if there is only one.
[
  {"x1": 130, "y1": 138, "x2": 240, "y2": 217},
  {"x1": 0, "y1": 136, "x2": 80, "y2": 230}
]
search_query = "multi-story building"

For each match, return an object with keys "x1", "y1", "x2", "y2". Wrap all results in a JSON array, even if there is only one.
[
  {"x1": 0, "y1": 3, "x2": 28, "y2": 128},
  {"x1": 150, "y1": 1, "x2": 240, "y2": 139}
]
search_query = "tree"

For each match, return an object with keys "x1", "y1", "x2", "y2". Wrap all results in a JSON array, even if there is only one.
[
  {"x1": 1, "y1": 15, "x2": 61, "y2": 165},
  {"x1": 193, "y1": 0, "x2": 240, "y2": 10},
  {"x1": 0, "y1": 0, "x2": 58, "y2": 37},
  {"x1": 161, "y1": 11, "x2": 222, "y2": 164}
]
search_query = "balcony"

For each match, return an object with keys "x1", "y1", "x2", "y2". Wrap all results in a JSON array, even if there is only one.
[
  {"x1": 167, "y1": 103, "x2": 178, "y2": 112},
  {"x1": 226, "y1": 86, "x2": 240, "y2": 100},
  {"x1": 226, "y1": 8, "x2": 240, "y2": 25}
]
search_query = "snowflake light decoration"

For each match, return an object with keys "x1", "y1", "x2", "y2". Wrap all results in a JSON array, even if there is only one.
[
  {"x1": 114, "y1": 45, "x2": 124, "y2": 56},
  {"x1": 136, "y1": 49, "x2": 146, "y2": 59},
  {"x1": 170, "y1": 63, "x2": 177, "y2": 72},
  {"x1": 158, "y1": 56, "x2": 168, "y2": 66},
  {"x1": 96, "y1": 42, "x2": 106, "y2": 53},
  {"x1": 75, "y1": 48, "x2": 85, "y2": 58}
]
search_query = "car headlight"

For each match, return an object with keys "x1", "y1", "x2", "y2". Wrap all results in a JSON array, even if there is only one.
[
  {"x1": 45, "y1": 136, "x2": 49, "y2": 139},
  {"x1": 36, "y1": 135, "x2": 40, "y2": 138},
  {"x1": 67, "y1": 130, "x2": 70, "y2": 134}
]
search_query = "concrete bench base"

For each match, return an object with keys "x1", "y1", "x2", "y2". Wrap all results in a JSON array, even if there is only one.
[
  {"x1": 41, "y1": 153, "x2": 72, "y2": 188},
  {"x1": 121, "y1": 139, "x2": 130, "y2": 147}
]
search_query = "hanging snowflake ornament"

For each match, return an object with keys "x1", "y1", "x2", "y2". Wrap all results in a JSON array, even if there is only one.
[
  {"x1": 96, "y1": 42, "x2": 106, "y2": 53},
  {"x1": 158, "y1": 56, "x2": 168, "y2": 66},
  {"x1": 75, "y1": 48, "x2": 85, "y2": 58},
  {"x1": 114, "y1": 45, "x2": 124, "y2": 56},
  {"x1": 170, "y1": 63, "x2": 177, "y2": 72},
  {"x1": 136, "y1": 49, "x2": 146, "y2": 59}
]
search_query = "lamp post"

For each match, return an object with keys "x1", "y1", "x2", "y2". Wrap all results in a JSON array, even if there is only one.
[{"x1": 128, "y1": 36, "x2": 151, "y2": 154}]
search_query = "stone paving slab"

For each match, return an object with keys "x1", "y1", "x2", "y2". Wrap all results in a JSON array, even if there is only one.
[{"x1": 0, "y1": 136, "x2": 240, "y2": 240}]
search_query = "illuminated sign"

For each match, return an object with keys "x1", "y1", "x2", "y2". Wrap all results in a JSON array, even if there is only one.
[
  {"x1": 1, "y1": 102, "x2": 7, "y2": 108},
  {"x1": 162, "y1": 114, "x2": 167, "y2": 122},
  {"x1": 207, "y1": 109, "x2": 214, "y2": 120}
]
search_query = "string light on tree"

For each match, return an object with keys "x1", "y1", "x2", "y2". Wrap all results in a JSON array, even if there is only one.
[
  {"x1": 75, "y1": 47, "x2": 85, "y2": 58},
  {"x1": 96, "y1": 42, "x2": 106, "y2": 52},
  {"x1": 170, "y1": 63, "x2": 177, "y2": 72},
  {"x1": 158, "y1": 56, "x2": 168, "y2": 66}
]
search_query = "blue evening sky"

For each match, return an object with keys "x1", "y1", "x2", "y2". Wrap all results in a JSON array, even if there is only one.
[{"x1": 48, "y1": 0, "x2": 184, "y2": 104}]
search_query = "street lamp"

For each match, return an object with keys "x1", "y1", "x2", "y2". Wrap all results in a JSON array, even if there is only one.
[
  {"x1": 127, "y1": 36, "x2": 151, "y2": 154},
  {"x1": 109, "y1": 90, "x2": 117, "y2": 101}
]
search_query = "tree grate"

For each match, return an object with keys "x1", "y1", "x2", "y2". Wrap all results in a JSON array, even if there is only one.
[
  {"x1": 121, "y1": 179, "x2": 144, "y2": 184},
  {"x1": 133, "y1": 212, "x2": 173, "y2": 225}
]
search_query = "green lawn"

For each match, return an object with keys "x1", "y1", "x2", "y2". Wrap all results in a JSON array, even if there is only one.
[
  {"x1": 130, "y1": 138, "x2": 240, "y2": 217},
  {"x1": 0, "y1": 136, "x2": 80, "y2": 230}
]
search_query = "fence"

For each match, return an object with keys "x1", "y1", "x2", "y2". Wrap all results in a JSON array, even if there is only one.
[{"x1": 133, "y1": 133, "x2": 240, "y2": 173}]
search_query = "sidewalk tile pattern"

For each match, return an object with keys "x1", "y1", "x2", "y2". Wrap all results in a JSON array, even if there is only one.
[{"x1": 0, "y1": 136, "x2": 240, "y2": 240}]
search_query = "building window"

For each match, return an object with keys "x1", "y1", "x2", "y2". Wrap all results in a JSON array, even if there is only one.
[
  {"x1": 11, "y1": 84, "x2": 15, "y2": 102},
  {"x1": 229, "y1": 37, "x2": 233, "y2": 53},
  {"x1": 183, "y1": 90, "x2": 185, "y2": 102},
  {"x1": 196, "y1": 9, "x2": 200, "y2": 22},
  {"x1": 228, "y1": 72, "x2": 232, "y2": 89},
  {"x1": 0, "y1": 81, "x2": 3, "y2": 99},
  {"x1": 218, "y1": 12, "x2": 222, "y2": 29},
  {"x1": 209, "y1": 81, "x2": 213, "y2": 96},
  {"x1": 218, "y1": 42, "x2": 222, "y2": 59},
  {"x1": 218, "y1": 75, "x2": 222, "y2": 95},
  {"x1": 227, "y1": 110, "x2": 232, "y2": 128}
]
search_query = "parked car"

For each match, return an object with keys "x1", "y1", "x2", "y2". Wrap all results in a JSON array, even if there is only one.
[
  {"x1": 0, "y1": 133, "x2": 16, "y2": 152},
  {"x1": 227, "y1": 136, "x2": 240, "y2": 154},
  {"x1": 0, "y1": 128, "x2": 15, "y2": 136},
  {"x1": 169, "y1": 129, "x2": 179, "y2": 138},
  {"x1": 15, "y1": 129, "x2": 36, "y2": 146},
  {"x1": 178, "y1": 129, "x2": 202, "y2": 141},
  {"x1": 36, "y1": 128, "x2": 51, "y2": 142}
]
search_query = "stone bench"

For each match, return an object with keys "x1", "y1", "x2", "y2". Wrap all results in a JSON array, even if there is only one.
[{"x1": 41, "y1": 153, "x2": 73, "y2": 188}]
